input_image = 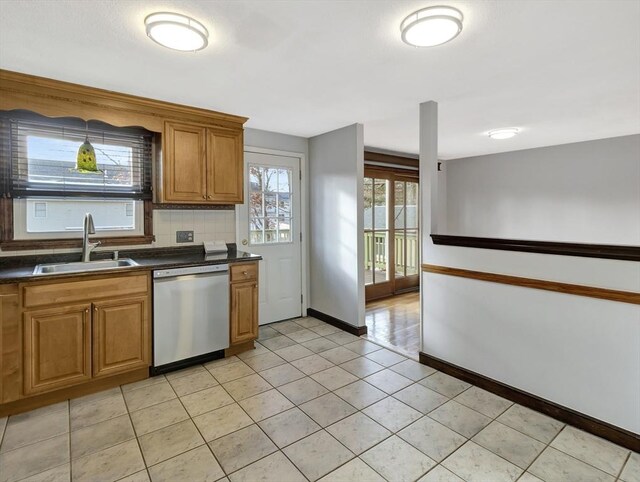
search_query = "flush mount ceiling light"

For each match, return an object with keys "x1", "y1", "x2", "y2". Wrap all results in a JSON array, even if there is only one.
[
  {"x1": 488, "y1": 128, "x2": 520, "y2": 140},
  {"x1": 145, "y1": 12, "x2": 209, "y2": 52},
  {"x1": 400, "y1": 6, "x2": 463, "y2": 47}
]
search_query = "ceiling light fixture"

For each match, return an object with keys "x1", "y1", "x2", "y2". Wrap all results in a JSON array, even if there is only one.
[
  {"x1": 400, "y1": 6, "x2": 463, "y2": 47},
  {"x1": 488, "y1": 128, "x2": 520, "y2": 140},
  {"x1": 145, "y1": 12, "x2": 209, "y2": 52}
]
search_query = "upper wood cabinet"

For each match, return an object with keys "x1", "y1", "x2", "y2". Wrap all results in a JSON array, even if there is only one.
[
  {"x1": 163, "y1": 123, "x2": 208, "y2": 202},
  {"x1": 207, "y1": 127, "x2": 244, "y2": 203},
  {"x1": 161, "y1": 121, "x2": 244, "y2": 204}
]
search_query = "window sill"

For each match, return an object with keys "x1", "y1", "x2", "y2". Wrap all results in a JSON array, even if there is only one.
[{"x1": 0, "y1": 235, "x2": 155, "y2": 251}]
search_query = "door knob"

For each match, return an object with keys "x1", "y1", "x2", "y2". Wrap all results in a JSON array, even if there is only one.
[{"x1": 242, "y1": 239, "x2": 248, "y2": 245}]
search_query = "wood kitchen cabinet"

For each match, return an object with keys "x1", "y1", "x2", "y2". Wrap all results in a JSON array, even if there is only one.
[
  {"x1": 23, "y1": 304, "x2": 92, "y2": 396},
  {"x1": 163, "y1": 122, "x2": 207, "y2": 202},
  {"x1": 0, "y1": 273, "x2": 151, "y2": 416},
  {"x1": 1, "y1": 284, "x2": 21, "y2": 403},
  {"x1": 92, "y1": 296, "x2": 150, "y2": 378},
  {"x1": 229, "y1": 262, "x2": 259, "y2": 348},
  {"x1": 162, "y1": 121, "x2": 244, "y2": 204}
]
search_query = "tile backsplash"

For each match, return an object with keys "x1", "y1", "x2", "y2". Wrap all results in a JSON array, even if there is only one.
[
  {"x1": 152, "y1": 210, "x2": 236, "y2": 247},
  {"x1": 0, "y1": 209, "x2": 236, "y2": 257}
]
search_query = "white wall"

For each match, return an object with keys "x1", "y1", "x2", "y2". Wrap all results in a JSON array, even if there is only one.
[
  {"x1": 444, "y1": 135, "x2": 640, "y2": 245},
  {"x1": 309, "y1": 124, "x2": 365, "y2": 327},
  {"x1": 420, "y1": 102, "x2": 640, "y2": 434}
]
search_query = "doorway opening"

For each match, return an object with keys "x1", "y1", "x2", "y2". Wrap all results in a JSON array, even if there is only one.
[{"x1": 362, "y1": 152, "x2": 420, "y2": 354}]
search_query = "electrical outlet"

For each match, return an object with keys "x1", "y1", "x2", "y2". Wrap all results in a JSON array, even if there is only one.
[{"x1": 176, "y1": 230, "x2": 194, "y2": 243}]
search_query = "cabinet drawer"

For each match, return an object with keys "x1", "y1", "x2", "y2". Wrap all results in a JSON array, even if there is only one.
[
  {"x1": 22, "y1": 274, "x2": 149, "y2": 309},
  {"x1": 230, "y1": 263, "x2": 257, "y2": 283}
]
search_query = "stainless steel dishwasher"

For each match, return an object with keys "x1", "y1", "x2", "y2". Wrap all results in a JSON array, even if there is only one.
[{"x1": 152, "y1": 264, "x2": 229, "y2": 374}]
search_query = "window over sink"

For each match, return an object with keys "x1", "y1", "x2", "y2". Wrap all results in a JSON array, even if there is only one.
[{"x1": 0, "y1": 110, "x2": 155, "y2": 247}]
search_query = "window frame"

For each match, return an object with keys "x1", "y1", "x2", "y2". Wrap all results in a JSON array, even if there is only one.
[
  {"x1": 13, "y1": 198, "x2": 145, "y2": 241},
  {"x1": 0, "y1": 197, "x2": 154, "y2": 250},
  {"x1": 0, "y1": 112, "x2": 156, "y2": 250}
]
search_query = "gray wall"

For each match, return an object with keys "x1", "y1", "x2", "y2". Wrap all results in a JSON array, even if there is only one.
[
  {"x1": 245, "y1": 128, "x2": 308, "y2": 158},
  {"x1": 445, "y1": 134, "x2": 640, "y2": 244},
  {"x1": 309, "y1": 124, "x2": 365, "y2": 327},
  {"x1": 421, "y1": 108, "x2": 640, "y2": 434}
]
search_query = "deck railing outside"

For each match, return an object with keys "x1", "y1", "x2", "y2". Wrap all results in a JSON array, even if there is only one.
[{"x1": 364, "y1": 231, "x2": 419, "y2": 282}]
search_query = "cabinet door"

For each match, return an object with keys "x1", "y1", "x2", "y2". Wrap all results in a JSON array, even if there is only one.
[
  {"x1": 206, "y1": 127, "x2": 244, "y2": 203},
  {"x1": 230, "y1": 281, "x2": 258, "y2": 345},
  {"x1": 23, "y1": 304, "x2": 91, "y2": 395},
  {"x1": 1, "y1": 284, "x2": 20, "y2": 403},
  {"x1": 163, "y1": 122, "x2": 207, "y2": 202},
  {"x1": 92, "y1": 296, "x2": 150, "y2": 378}
]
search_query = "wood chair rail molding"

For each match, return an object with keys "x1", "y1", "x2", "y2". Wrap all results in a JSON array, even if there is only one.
[
  {"x1": 422, "y1": 264, "x2": 640, "y2": 305},
  {"x1": 431, "y1": 234, "x2": 640, "y2": 262},
  {"x1": 0, "y1": 69, "x2": 248, "y2": 132}
]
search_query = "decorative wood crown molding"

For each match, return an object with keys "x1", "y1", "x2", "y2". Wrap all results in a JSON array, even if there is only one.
[{"x1": 0, "y1": 69, "x2": 248, "y2": 132}]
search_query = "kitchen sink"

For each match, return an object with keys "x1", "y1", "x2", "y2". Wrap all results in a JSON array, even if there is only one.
[{"x1": 33, "y1": 259, "x2": 139, "y2": 275}]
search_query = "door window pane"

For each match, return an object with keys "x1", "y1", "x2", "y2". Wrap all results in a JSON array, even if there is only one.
[
  {"x1": 277, "y1": 169, "x2": 291, "y2": 192},
  {"x1": 374, "y1": 179, "x2": 388, "y2": 229},
  {"x1": 265, "y1": 218, "x2": 278, "y2": 243},
  {"x1": 405, "y1": 182, "x2": 419, "y2": 229},
  {"x1": 364, "y1": 178, "x2": 373, "y2": 230},
  {"x1": 265, "y1": 168, "x2": 279, "y2": 192},
  {"x1": 249, "y1": 166, "x2": 263, "y2": 191},
  {"x1": 278, "y1": 217, "x2": 292, "y2": 242},
  {"x1": 394, "y1": 181, "x2": 405, "y2": 229},
  {"x1": 249, "y1": 164, "x2": 294, "y2": 245},
  {"x1": 278, "y1": 193, "x2": 291, "y2": 217},
  {"x1": 250, "y1": 218, "x2": 264, "y2": 244},
  {"x1": 249, "y1": 192, "x2": 264, "y2": 217},
  {"x1": 264, "y1": 194, "x2": 277, "y2": 215}
]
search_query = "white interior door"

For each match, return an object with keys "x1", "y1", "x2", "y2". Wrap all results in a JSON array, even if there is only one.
[{"x1": 237, "y1": 151, "x2": 302, "y2": 324}]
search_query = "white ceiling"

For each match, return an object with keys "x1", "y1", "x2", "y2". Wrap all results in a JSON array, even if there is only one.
[{"x1": 1, "y1": 0, "x2": 639, "y2": 159}]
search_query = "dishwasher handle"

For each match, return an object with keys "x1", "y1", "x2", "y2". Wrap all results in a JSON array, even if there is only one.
[{"x1": 153, "y1": 264, "x2": 229, "y2": 279}]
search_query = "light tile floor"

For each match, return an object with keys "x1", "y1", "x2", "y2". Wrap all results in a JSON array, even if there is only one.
[{"x1": 0, "y1": 317, "x2": 637, "y2": 482}]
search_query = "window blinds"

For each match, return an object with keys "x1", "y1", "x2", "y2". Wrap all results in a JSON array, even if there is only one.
[{"x1": 0, "y1": 111, "x2": 153, "y2": 199}]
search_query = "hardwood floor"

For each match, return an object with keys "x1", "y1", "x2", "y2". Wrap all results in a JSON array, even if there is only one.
[{"x1": 364, "y1": 291, "x2": 420, "y2": 356}]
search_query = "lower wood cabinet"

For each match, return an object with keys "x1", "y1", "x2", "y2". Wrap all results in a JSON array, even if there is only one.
[
  {"x1": 229, "y1": 262, "x2": 259, "y2": 346},
  {"x1": 230, "y1": 280, "x2": 258, "y2": 344},
  {"x1": 1, "y1": 273, "x2": 151, "y2": 411},
  {"x1": 93, "y1": 296, "x2": 150, "y2": 378},
  {"x1": 23, "y1": 303, "x2": 92, "y2": 396}
]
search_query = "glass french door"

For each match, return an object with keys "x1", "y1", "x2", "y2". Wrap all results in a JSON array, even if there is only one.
[{"x1": 364, "y1": 168, "x2": 419, "y2": 300}]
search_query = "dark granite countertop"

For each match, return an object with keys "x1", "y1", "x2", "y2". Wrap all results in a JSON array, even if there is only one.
[{"x1": 0, "y1": 245, "x2": 261, "y2": 284}]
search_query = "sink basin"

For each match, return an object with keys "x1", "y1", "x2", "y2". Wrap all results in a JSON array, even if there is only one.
[{"x1": 33, "y1": 259, "x2": 139, "y2": 275}]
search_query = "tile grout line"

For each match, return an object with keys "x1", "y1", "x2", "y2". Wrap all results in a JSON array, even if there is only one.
[
  {"x1": 122, "y1": 383, "x2": 157, "y2": 480},
  {"x1": 616, "y1": 451, "x2": 632, "y2": 480}
]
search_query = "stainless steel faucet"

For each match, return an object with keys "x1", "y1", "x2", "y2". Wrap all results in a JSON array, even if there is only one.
[{"x1": 82, "y1": 213, "x2": 100, "y2": 262}]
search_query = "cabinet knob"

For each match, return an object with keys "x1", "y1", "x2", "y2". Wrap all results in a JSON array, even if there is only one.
[
  {"x1": 202, "y1": 195, "x2": 206, "y2": 199},
  {"x1": 85, "y1": 308, "x2": 89, "y2": 313},
  {"x1": 243, "y1": 271, "x2": 248, "y2": 276},
  {"x1": 207, "y1": 195, "x2": 212, "y2": 199}
]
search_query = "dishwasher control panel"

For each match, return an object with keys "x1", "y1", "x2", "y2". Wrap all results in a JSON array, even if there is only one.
[{"x1": 153, "y1": 264, "x2": 229, "y2": 279}]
